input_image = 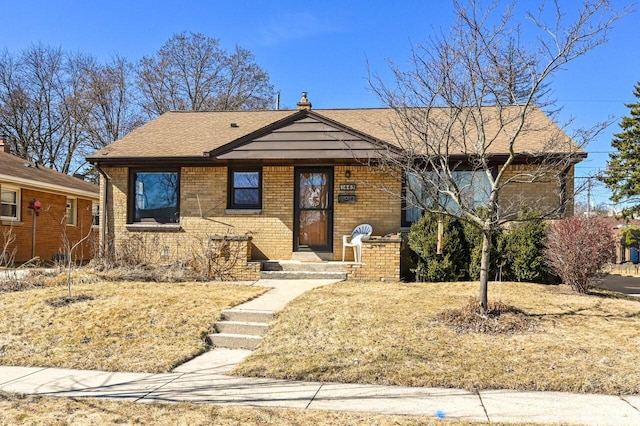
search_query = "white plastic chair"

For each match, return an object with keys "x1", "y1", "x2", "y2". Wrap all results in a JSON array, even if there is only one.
[{"x1": 342, "y1": 224, "x2": 373, "y2": 263}]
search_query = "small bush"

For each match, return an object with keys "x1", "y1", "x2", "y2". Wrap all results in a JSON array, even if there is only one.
[
  {"x1": 498, "y1": 212, "x2": 550, "y2": 283},
  {"x1": 544, "y1": 216, "x2": 616, "y2": 293},
  {"x1": 408, "y1": 212, "x2": 470, "y2": 281}
]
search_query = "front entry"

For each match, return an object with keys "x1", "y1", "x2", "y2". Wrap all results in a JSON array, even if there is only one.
[{"x1": 294, "y1": 168, "x2": 333, "y2": 252}]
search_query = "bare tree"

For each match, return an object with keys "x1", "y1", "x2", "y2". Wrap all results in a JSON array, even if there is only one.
[
  {"x1": 0, "y1": 44, "x2": 66, "y2": 168},
  {"x1": 370, "y1": 0, "x2": 626, "y2": 311},
  {"x1": 85, "y1": 55, "x2": 144, "y2": 151},
  {"x1": 0, "y1": 45, "x2": 96, "y2": 174},
  {"x1": 137, "y1": 32, "x2": 275, "y2": 117}
]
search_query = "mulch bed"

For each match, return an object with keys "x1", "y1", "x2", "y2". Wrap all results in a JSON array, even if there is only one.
[{"x1": 435, "y1": 297, "x2": 538, "y2": 334}]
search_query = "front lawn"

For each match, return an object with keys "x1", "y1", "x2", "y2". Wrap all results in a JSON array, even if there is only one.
[
  {"x1": 0, "y1": 281, "x2": 267, "y2": 372},
  {"x1": 234, "y1": 281, "x2": 640, "y2": 395}
]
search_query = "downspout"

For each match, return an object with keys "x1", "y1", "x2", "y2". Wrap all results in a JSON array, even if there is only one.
[{"x1": 96, "y1": 165, "x2": 110, "y2": 257}]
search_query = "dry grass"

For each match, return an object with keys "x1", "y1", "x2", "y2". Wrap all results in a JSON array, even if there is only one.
[
  {"x1": 235, "y1": 281, "x2": 640, "y2": 395},
  {"x1": 0, "y1": 281, "x2": 267, "y2": 373},
  {"x1": 0, "y1": 392, "x2": 533, "y2": 426}
]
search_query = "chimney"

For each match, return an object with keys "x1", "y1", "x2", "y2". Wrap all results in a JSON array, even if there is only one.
[
  {"x1": 296, "y1": 92, "x2": 312, "y2": 111},
  {"x1": 0, "y1": 134, "x2": 9, "y2": 153}
]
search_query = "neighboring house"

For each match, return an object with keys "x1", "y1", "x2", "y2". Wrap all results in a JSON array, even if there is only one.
[
  {"x1": 0, "y1": 137, "x2": 99, "y2": 264},
  {"x1": 87, "y1": 94, "x2": 583, "y2": 280}
]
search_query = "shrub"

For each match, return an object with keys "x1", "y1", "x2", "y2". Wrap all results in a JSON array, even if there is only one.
[
  {"x1": 408, "y1": 212, "x2": 470, "y2": 281},
  {"x1": 498, "y1": 212, "x2": 550, "y2": 283},
  {"x1": 544, "y1": 216, "x2": 616, "y2": 293}
]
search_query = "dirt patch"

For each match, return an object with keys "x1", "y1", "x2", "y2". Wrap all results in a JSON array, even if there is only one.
[
  {"x1": 435, "y1": 297, "x2": 537, "y2": 334},
  {"x1": 45, "y1": 294, "x2": 95, "y2": 307}
]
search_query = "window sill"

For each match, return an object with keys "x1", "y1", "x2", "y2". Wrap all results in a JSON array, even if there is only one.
[
  {"x1": 225, "y1": 209, "x2": 262, "y2": 215},
  {"x1": 1, "y1": 220, "x2": 23, "y2": 226},
  {"x1": 126, "y1": 223, "x2": 183, "y2": 232}
]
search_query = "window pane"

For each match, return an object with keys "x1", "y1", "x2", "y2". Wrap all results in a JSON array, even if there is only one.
[
  {"x1": 1, "y1": 189, "x2": 18, "y2": 219},
  {"x1": 234, "y1": 189, "x2": 259, "y2": 206},
  {"x1": 229, "y1": 169, "x2": 260, "y2": 208},
  {"x1": 92, "y1": 204, "x2": 99, "y2": 226},
  {"x1": 403, "y1": 170, "x2": 491, "y2": 224},
  {"x1": 233, "y1": 172, "x2": 259, "y2": 188},
  {"x1": 1, "y1": 190, "x2": 16, "y2": 204},
  {"x1": 134, "y1": 171, "x2": 179, "y2": 223},
  {"x1": 299, "y1": 173, "x2": 328, "y2": 209},
  {"x1": 1, "y1": 204, "x2": 16, "y2": 217},
  {"x1": 66, "y1": 199, "x2": 76, "y2": 225}
]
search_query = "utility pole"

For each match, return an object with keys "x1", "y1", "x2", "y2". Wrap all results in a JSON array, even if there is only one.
[{"x1": 587, "y1": 177, "x2": 591, "y2": 217}]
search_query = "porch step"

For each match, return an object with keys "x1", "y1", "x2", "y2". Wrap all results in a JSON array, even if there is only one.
[
  {"x1": 215, "y1": 320, "x2": 269, "y2": 336},
  {"x1": 221, "y1": 309, "x2": 274, "y2": 323},
  {"x1": 260, "y1": 270, "x2": 348, "y2": 280},
  {"x1": 262, "y1": 260, "x2": 349, "y2": 272},
  {"x1": 209, "y1": 333, "x2": 263, "y2": 350},
  {"x1": 211, "y1": 309, "x2": 274, "y2": 350}
]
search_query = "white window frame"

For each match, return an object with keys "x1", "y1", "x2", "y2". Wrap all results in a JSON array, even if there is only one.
[
  {"x1": 1, "y1": 186, "x2": 20, "y2": 222},
  {"x1": 66, "y1": 197, "x2": 77, "y2": 226}
]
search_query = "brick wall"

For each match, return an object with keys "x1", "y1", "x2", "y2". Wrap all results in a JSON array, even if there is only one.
[
  {"x1": 102, "y1": 164, "x2": 401, "y2": 264},
  {"x1": 346, "y1": 236, "x2": 402, "y2": 281},
  {"x1": 500, "y1": 164, "x2": 574, "y2": 217},
  {"x1": 99, "y1": 162, "x2": 569, "y2": 278},
  {"x1": 334, "y1": 165, "x2": 401, "y2": 261},
  {"x1": 0, "y1": 185, "x2": 96, "y2": 263}
]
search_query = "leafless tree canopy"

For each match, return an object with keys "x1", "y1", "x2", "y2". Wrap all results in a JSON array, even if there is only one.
[
  {"x1": 0, "y1": 32, "x2": 276, "y2": 174},
  {"x1": 0, "y1": 46, "x2": 143, "y2": 175},
  {"x1": 137, "y1": 32, "x2": 275, "y2": 116},
  {"x1": 369, "y1": 0, "x2": 626, "y2": 309}
]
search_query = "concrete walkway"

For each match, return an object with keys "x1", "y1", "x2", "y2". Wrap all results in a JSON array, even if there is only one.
[{"x1": 1, "y1": 278, "x2": 640, "y2": 425}]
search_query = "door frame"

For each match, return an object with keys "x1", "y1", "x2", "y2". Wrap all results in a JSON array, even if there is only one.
[{"x1": 293, "y1": 167, "x2": 334, "y2": 252}]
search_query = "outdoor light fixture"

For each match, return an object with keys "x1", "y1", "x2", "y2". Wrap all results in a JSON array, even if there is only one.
[{"x1": 345, "y1": 170, "x2": 351, "y2": 178}]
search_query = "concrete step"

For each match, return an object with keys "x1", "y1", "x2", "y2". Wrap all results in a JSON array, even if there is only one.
[
  {"x1": 215, "y1": 320, "x2": 269, "y2": 337},
  {"x1": 262, "y1": 260, "x2": 349, "y2": 272},
  {"x1": 221, "y1": 309, "x2": 274, "y2": 323},
  {"x1": 209, "y1": 333, "x2": 262, "y2": 350},
  {"x1": 260, "y1": 270, "x2": 348, "y2": 280}
]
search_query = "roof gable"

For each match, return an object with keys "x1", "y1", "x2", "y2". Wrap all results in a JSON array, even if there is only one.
[{"x1": 209, "y1": 110, "x2": 400, "y2": 160}]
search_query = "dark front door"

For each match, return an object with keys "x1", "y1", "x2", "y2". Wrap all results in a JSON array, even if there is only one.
[{"x1": 294, "y1": 168, "x2": 333, "y2": 252}]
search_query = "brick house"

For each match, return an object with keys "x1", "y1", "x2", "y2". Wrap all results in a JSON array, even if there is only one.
[
  {"x1": 87, "y1": 94, "x2": 583, "y2": 281},
  {"x1": 0, "y1": 138, "x2": 99, "y2": 264}
]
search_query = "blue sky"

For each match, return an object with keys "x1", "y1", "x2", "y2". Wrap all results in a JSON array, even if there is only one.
[{"x1": 2, "y1": 0, "x2": 638, "y2": 207}]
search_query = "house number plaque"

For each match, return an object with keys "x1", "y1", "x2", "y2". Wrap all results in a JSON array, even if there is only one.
[{"x1": 339, "y1": 183, "x2": 357, "y2": 191}]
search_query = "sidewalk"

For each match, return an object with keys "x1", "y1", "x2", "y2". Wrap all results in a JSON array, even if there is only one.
[
  {"x1": 1, "y1": 278, "x2": 639, "y2": 425},
  {"x1": 2, "y1": 365, "x2": 639, "y2": 424}
]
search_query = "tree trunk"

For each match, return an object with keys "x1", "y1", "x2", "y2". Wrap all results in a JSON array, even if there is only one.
[{"x1": 478, "y1": 227, "x2": 492, "y2": 312}]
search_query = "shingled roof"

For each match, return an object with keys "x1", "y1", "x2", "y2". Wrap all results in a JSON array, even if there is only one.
[
  {"x1": 87, "y1": 106, "x2": 584, "y2": 164},
  {"x1": 0, "y1": 151, "x2": 99, "y2": 199}
]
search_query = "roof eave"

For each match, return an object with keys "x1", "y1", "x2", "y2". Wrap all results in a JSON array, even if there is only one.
[{"x1": 0, "y1": 173, "x2": 99, "y2": 199}]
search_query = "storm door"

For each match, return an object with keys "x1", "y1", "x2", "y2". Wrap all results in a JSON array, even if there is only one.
[{"x1": 294, "y1": 168, "x2": 333, "y2": 252}]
